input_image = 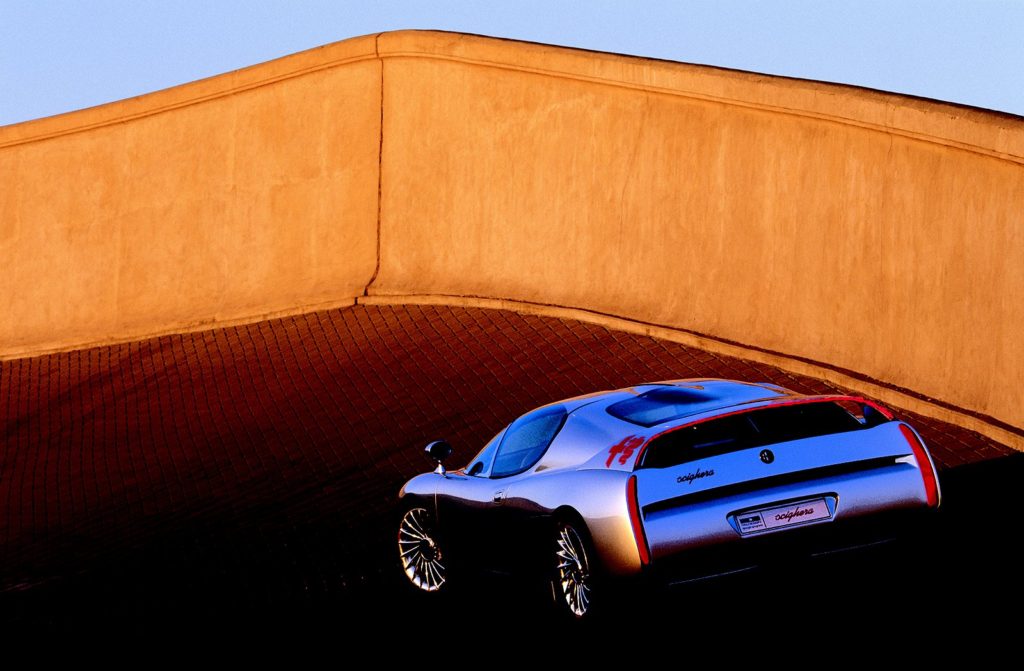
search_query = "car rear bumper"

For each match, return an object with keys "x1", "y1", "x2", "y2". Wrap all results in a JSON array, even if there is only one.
[
  {"x1": 648, "y1": 506, "x2": 936, "y2": 586},
  {"x1": 642, "y1": 463, "x2": 933, "y2": 580}
]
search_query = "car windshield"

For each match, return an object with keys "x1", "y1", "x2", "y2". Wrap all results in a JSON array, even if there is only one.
[
  {"x1": 490, "y1": 405, "x2": 567, "y2": 478},
  {"x1": 465, "y1": 429, "x2": 505, "y2": 476}
]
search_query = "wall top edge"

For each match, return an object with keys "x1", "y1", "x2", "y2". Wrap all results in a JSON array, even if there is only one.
[
  {"x1": 3, "y1": 30, "x2": 1023, "y2": 159},
  {"x1": 0, "y1": 33, "x2": 381, "y2": 147},
  {"x1": 378, "y1": 31, "x2": 1024, "y2": 162}
]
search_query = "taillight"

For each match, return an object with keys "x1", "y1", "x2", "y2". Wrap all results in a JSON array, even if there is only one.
[
  {"x1": 626, "y1": 475, "x2": 650, "y2": 565},
  {"x1": 899, "y1": 424, "x2": 939, "y2": 508}
]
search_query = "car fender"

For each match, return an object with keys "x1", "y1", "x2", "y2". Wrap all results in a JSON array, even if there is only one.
[
  {"x1": 399, "y1": 472, "x2": 440, "y2": 511},
  {"x1": 505, "y1": 467, "x2": 642, "y2": 576}
]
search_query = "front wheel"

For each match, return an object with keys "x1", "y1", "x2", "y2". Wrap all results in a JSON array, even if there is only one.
[
  {"x1": 398, "y1": 506, "x2": 447, "y2": 593},
  {"x1": 552, "y1": 519, "x2": 597, "y2": 618}
]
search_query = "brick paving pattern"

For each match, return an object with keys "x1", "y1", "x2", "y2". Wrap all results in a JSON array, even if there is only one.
[{"x1": 0, "y1": 304, "x2": 1013, "y2": 623}]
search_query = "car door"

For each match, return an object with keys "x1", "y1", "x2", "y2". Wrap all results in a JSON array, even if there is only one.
[
  {"x1": 436, "y1": 404, "x2": 568, "y2": 573},
  {"x1": 434, "y1": 428, "x2": 507, "y2": 570},
  {"x1": 484, "y1": 404, "x2": 568, "y2": 570}
]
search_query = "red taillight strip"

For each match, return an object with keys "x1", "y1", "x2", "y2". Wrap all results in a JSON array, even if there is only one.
[
  {"x1": 899, "y1": 424, "x2": 940, "y2": 508},
  {"x1": 626, "y1": 475, "x2": 650, "y2": 566},
  {"x1": 631, "y1": 395, "x2": 895, "y2": 469}
]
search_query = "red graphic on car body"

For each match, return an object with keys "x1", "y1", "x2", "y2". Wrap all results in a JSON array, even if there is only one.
[{"x1": 606, "y1": 435, "x2": 645, "y2": 467}]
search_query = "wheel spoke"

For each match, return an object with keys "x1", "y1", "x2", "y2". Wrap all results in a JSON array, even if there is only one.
[
  {"x1": 427, "y1": 560, "x2": 443, "y2": 588},
  {"x1": 399, "y1": 526, "x2": 426, "y2": 542},
  {"x1": 406, "y1": 511, "x2": 427, "y2": 536}
]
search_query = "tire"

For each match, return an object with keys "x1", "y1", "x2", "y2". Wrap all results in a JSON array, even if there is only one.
[
  {"x1": 551, "y1": 517, "x2": 599, "y2": 619},
  {"x1": 397, "y1": 505, "x2": 448, "y2": 594}
]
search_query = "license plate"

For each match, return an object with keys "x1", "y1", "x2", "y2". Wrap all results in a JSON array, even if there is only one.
[{"x1": 735, "y1": 498, "x2": 832, "y2": 535}]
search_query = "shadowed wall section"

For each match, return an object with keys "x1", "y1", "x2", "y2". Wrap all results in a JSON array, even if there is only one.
[{"x1": 1, "y1": 31, "x2": 1022, "y2": 442}]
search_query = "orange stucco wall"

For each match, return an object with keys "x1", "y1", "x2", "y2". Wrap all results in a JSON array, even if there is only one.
[
  {"x1": 0, "y1": 35, "x2": 381, "y2": 354},
  {"x1": 2, "y1": 31, "x2": 1023, "y2": 440}
]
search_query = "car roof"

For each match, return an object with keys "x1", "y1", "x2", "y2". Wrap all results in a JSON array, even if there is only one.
[
  {"x1": 526, "y1": 379, "x2": 803, "y2": 474},
  {"x1": 569, "y1": 379, "x2": 798, "y2": 425}
]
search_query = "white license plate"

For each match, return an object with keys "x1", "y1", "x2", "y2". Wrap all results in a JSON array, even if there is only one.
[{"x1": 736, "y1": 498, "x2": 832, "y2": 535}]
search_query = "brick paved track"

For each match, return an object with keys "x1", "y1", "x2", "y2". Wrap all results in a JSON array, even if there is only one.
[{"x1": 0, "y1": 304, "x2": 1014, "y2": 626}]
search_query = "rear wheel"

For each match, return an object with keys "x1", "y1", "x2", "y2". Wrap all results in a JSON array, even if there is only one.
[
  {"x1": 553, "y1": 519, "x2": 596, "y2": 618},
  {"x1": 398, "y1": 506, "x2": 447, "y2": 592}
]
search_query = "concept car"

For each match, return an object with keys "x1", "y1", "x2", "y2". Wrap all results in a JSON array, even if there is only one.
[{"x1": 397, "y1": 379, "x2": 941, "y2": 617}]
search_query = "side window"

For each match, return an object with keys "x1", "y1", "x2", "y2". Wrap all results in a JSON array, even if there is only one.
[{"x1": 490, "y1": 405, "x2": 568, "y2": 478}]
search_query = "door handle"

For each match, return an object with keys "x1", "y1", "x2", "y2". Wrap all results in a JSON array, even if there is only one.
[{"x1": 493, "y1": 490, "x2": 506, "y2": 503}]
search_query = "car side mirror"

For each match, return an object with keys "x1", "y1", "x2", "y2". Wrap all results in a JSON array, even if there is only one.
[{"x1": 425, "y1": 440, "x2": 453, "y2": 475}]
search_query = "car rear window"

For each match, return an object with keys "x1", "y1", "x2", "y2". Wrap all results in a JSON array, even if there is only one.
[{"x1": 641, "y1": 402, "x2": 868, "y2": 469}]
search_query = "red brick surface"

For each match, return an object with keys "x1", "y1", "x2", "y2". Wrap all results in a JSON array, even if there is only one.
[{"x1": 0, "y1": 304, "x2": 1013, "y2": 619}]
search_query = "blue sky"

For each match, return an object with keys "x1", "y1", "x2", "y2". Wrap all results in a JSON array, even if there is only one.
[{"x1": 2, "y1": 1, "x2": 1023, "y2": 126}]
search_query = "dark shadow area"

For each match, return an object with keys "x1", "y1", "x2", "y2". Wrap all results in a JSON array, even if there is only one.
[{"x1": 5, "y1": 453, "x2": 1019, "y2": 642}]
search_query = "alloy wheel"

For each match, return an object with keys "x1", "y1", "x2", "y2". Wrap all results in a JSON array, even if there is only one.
[
  {"x1": 555, "y1": 522, "x2": 593, "y2": 617},
  {"x1": 398, "y1": 507, "x2": 446, "y2": 592}
]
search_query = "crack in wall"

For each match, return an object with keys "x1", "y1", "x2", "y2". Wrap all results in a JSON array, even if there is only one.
[{"x1": 363, "y1": 33, "x2": 385, "y2": 296}]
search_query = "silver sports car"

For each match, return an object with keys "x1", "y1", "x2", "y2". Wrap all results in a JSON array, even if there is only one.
[{"x1": 397, "y1": 379, "x2": 940, "y2": 617}]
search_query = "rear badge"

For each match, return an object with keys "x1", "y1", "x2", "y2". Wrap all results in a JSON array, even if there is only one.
[
  {"x1": 760, "y1": 449, "x2": 774, "y2": 464},
  {"x1": 676, "y1": 468, "x2": 714, "y2": 485},
  {"x1": 732, "y1": 498, "x2": 833, "y2": 536}
]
